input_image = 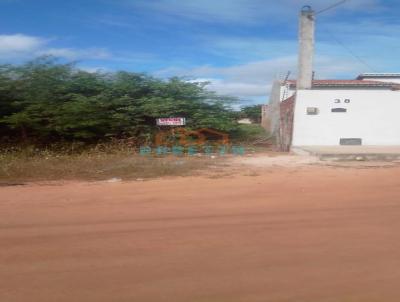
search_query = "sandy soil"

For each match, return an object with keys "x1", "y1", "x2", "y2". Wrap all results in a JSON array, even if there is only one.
[{"x1": 2, "y1": 158, "x2": 400, "y2": 302}]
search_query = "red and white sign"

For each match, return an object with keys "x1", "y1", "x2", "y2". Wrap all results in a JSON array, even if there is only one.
[{"x1": 156, "y1": 117, "x2": 186, "y2": 126}]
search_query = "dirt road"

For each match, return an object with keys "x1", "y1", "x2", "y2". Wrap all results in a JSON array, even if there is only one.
[{"x1": 2, "y1": 164, "x2": 400, "y2": 301}]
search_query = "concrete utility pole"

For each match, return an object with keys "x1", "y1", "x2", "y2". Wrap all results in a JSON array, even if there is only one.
[{"x1": 297, "y1": 6, "x2": 315, "y2": 90}]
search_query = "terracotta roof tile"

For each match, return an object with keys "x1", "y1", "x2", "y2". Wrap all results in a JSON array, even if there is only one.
[{"x1": 286, "y1": 79, "x2": 400, "y2": 88}]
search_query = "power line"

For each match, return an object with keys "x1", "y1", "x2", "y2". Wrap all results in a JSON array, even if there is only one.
[
  {"x1": 316, "y1": 0, "x2": 350, "y2": 15},
  {"x1": 323, "y1": 28, "x2": 378, "y2": 72},
  {"x1": 315, "y1": 0, "x2": 377, "y2": 72}
]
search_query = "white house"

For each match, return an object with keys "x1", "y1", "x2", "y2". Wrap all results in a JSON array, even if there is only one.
[
  {"x1": 262, "y1": 7, "x2": 400, "y2": 151},
  {"x1": 270, "y1": 76, "x2": 400, "y2": 150}
]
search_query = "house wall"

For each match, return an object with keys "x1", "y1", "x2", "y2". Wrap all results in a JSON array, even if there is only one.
[{"x1": 292, "y1": 89, "x2": 400, "y2": 146}]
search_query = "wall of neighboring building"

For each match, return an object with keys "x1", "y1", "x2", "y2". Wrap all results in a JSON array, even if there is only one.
[
  {"x1": 265, "y1": 81, "x2": 283, "y2": 136},
  {"x1": 279, "y1": 83, "x2": 296, "y2": 102},
  {"x1": 263, "y1": 81, "x2": 296, "y2": 133},
  {"x1": 261, "y1": 105, "x2": 269, "y2": 130},
  {"x1": 279, "y1": 95, "x2": 295, "y2": 151},
  {"x1": 292, "y1": 89, "x2": 400, "y2": 146},
  {"x1": 360, "y1": 78, "x2": 400, "y2": 84}
]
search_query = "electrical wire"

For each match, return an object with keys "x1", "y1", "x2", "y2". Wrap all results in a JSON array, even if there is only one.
[
  {"x1": 316, "y1": 0, "x2": 350, "y2": 15},
  {"x1": 314, "y1": 0, "x2": 377, "y2": 71},
  {"x1": 322, "y1": 28, "x2": 378, "y2": 72}
]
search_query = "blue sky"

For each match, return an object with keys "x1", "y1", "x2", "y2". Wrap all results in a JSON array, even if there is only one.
[{"x1": 0, "y1": 0, "x2": 399, "y2": 105}]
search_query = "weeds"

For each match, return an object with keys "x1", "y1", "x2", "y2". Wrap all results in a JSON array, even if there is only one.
[{"x1": 0, "y1": 145, "x2": 224, "y2": 182}]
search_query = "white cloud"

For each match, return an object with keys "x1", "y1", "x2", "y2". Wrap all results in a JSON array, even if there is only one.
[
  {"x1": 0, "y1": 34, "x2": 113, "y2": 61},
  {"x1": 0, "y1": 34, "x2": 46, "y2": 58},
  {"x1": 200, "y1": 36, "x2": 297, "y2": 61},
  {"x1": 197, "y1": 17, "x2": 398, "y2": 74},
  {"x1": 207, "y1": 78, "x2": 271, "y2": 97},
  {"x1": 157, "y1": 55, "x2": 361, "y2": 101}
]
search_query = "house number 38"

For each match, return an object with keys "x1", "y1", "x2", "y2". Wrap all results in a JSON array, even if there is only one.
[{"x1": 334, "y1": 99, "x2": 351, "y2": 104}]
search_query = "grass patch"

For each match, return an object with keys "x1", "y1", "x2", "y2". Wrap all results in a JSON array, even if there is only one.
[
  {"x1": 231, "y1": 124, "x2": 272, "y2": 143},
  {"x1": 0, "y1": 147, "x2": 225, "y2": 183}
]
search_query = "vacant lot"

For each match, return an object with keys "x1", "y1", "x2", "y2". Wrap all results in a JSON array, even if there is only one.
[
  {"x1": 0, "y1": 149, "x2": 224, "y2": 183},
  {"x1": 1, "y1": 158, "x2": 400, "y2": 302}
]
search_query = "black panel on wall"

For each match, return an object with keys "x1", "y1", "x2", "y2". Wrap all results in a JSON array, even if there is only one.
[
  {"x1": 332, "y1": 108, "x2": 347, "y2": 113},
  {"x1": 340, "y1": 138, "x2": 362, "y2": 145}
]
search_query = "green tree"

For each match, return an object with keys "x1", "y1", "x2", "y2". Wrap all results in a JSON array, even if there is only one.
[
  {"x1": 0, "y1": 58, "x2": 239, "y2": 145},
  {"x1": 240, "y1": 105, "x2": 262, "y2": 123}
]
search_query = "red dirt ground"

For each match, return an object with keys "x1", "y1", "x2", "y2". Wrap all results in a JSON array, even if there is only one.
[{"x1": 2, "y1": 164, "x2": 400, "y2": 302}]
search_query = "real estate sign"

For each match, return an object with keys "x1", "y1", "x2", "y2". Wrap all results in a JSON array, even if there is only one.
[{"x1": 156, "y1": 117, "x2": 186, "y2": 126}]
